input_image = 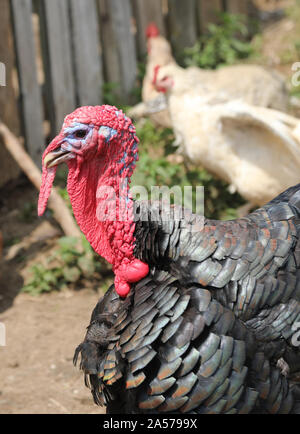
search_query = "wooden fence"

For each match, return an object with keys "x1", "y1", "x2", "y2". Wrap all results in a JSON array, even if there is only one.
[{"x1": 0, "y1": 0, "x2": 260, "y2": 184}]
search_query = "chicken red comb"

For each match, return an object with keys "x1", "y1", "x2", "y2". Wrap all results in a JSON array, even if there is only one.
[{"x1": 146, "y1": 23, "x2": 160, "y2": 38}]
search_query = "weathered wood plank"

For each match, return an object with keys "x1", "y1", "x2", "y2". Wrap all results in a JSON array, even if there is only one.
[
  {"x1": 0, "y1": 0, "x2": 21, "y2": 186},
  {"x1": 99, "y1": 0, "x2": 122, "y2": 92},
  {"x1": 11, "y1": 0, "x2": 44, "y2": 166},
  {"x1": 106, "y1": 0, "x2": 137, "y2": 101},
  {"x1": 168, "y1": 0, "x2": 198, "y2": 52},
  {"x1": 69, "y1": 0, "x2": 103, "y2": 107},
  {"x1": 132, "y1": 0, "x2": 166, "y2": 56},
  {"x1": 39, "y1": 0, "x2": 76, "y2": 136},
  {"x1": 225, "y1": 0, "x2": 249, "y2": 15},
  {"x1": 197, "y1": 0, "x2": 224, "y2": 33}
]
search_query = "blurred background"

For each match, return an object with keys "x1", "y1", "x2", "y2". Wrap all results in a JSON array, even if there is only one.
[{"x1": 1, "y1": 0, "x2": 300, "y2": 413}]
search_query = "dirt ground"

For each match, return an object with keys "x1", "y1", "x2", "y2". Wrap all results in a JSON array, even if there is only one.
[
  {"x1": 0, "y1": 179, "x2": 107, "y2": 414},
  {"x1": 0, "y1": 289, "x2": 105, "y2": 414}
]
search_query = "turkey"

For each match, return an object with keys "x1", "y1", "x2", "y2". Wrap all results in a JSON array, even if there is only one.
[
  {"x1": 38, "y1": 105, "x2": 300, "y2": 414},
  {"x1": 127, "y1": 23, "x2": 289, "y2": 128}
]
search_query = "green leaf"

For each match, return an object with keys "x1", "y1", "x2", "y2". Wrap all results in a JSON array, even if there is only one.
[
  {"x1": 60, "y1": 252, "x2": 77, "y2": 264},
  {"x1": 63, "y1": 266, "x2": 81, "y2": 283},
  {"x1": 58, "y1": 236, "x2": 78, "y2": 250},
  {"x1": 182, "y1": 12, "x2": 255, "y2": 70},
  {"x1": 43, "y1": 271, "x2": 57, "y2": 285},
  {"x1": 78, "y1": 256, "x2": 95, "y2": 277}
]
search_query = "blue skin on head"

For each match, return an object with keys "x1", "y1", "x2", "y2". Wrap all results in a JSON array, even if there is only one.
[
  {"x1": 63, "y1": 122, "x2": 118, "y2": 151},
  {"x1": 99, "y1": 125, "x2": 118, "y2": 142},
  {"x1": 63, "y1": 122, "x2": 94, "y2": 151},
  {"x1": 64, "y1": 121, "x2": 138, "y2": 203}
]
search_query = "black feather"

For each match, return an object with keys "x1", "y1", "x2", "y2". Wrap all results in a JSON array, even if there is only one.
[{"x1": 74, "y1": 184, "x2": 300, "y2": 413}]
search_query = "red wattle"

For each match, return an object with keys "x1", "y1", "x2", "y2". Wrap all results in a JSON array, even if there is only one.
[
  {"x1": 116, "y1": 259, "x2": 149, "y2": 283},
  {"x1": 114, "y1": 259, "x2": 149, "y2": 297},
  {"x1": 114, "y1": 276, "x2": 131, "y2": 298}
]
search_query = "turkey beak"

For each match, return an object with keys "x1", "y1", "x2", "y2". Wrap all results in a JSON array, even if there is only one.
[{"x1": 44, "y1": 147, "x2": 73, "y2": 168}]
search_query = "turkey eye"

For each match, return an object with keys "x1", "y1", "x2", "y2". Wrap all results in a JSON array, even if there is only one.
[{"x1": 74, "y1": 130, "x2": 87, "y2": 139}]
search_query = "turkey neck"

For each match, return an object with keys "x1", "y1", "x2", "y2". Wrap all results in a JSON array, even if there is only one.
[{"x1": 66, "y1": 156, "x2": 135, "y2": 267}]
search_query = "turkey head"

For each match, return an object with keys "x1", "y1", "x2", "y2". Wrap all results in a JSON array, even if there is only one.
[{"x1": 38, "y1": 105, "x2": 149, "y2": 297}]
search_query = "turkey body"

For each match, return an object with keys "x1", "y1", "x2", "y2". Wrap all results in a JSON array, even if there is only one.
[{"x1": 75, "y1": 184, "x2": 300, "y2": 414}]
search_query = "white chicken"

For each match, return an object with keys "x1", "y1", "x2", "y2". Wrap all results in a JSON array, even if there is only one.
[
  {"x1": 127, "y1": 23, "x2": 290, "y2": 129},
  {"x1": 128, "y1": 23, "x2": 174, "y2": 127},
  {"x1": 153, "y1": 63, "x2": 300, "y2": 206}
]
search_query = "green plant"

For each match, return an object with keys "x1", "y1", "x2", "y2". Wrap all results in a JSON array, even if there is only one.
[
  {"x1": 22, "y1": 264, "x2": 58, "y2": 295},
  {"x1": 102, "y1": 82, "x2": 122, "y2": 107},
  {"x1": 132, "y1": 119, "x2": 245, "y2": 220},
  {"x1": 182, "y1": 12, "x2": 255, "y2": 69},
  {"x1": 22, "y1": 236, "x2": 111, "y2": 295},
  {"x1": 4, "y1": 237, "x2": 21, "y2": 248},
  {"x1": 19, "y1": 201, "x2": 36, "y2": 223}
]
